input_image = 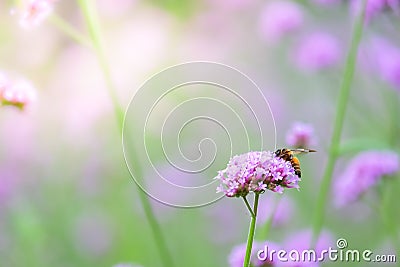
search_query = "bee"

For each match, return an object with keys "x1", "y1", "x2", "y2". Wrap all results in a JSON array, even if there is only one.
[{"x1": 274, "y1": 148, "x2": 316, "y2": 178}]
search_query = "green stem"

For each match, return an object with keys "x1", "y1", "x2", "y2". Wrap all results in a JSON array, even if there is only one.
[
  {"x1": 312, "y1": 0, "x2": 366, "y2": 244},
  {"x1": 76, "y1": 0, "x2": 124, "y2": 127},
  {"x1": 243, "y1": 196, "x2": 256, "y2": 218},
  {"x1": 243, "y1": 193, "x2": 260, "y2": 267},
  {"x1": 48, "y1": 15, "x2": 92, "y2": 48},
  {"x1": 75, "y1": 1, "x2": 173, "y2": 266}
]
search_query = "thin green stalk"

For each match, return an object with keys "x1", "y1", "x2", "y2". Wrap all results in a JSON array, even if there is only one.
[
  {"x1": 76, "y1": 0, "x2": 124, "y2": 126},
  {"x1": 243, "y1": 196, "x2": 256, "y2": 218},
  {"x1": 243, "y1": 193, "x2": 260, "y2": 267},
  {"x1": 48, "y1": 15, "x2": 92, "y2": 48},
  {"x1": 75, "y1": 1, "x2": 173, "y2": 266},
  {"x1": 312, "y1": 0, "x2": 366, "y2": 244}
]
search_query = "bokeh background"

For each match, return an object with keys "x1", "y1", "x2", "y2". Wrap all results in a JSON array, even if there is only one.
[{"x1": 0, "y1": 0, "x2": 399, "y2": 266}]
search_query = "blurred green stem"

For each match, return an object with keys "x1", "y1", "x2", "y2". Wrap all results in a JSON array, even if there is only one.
[
  {"x1": 380, "y1": 179, "x2": 400, "y2": 257},
  {"x1": 48, "y1": 15, "x2": 92, "y2": 48},
  {"x1": 76, "y1": 0, "x2": 123, "y2": 125},
  {"x1": 75, "y1": 1, "x2": 173, "y2": 266},
  {"x1": 312, "y1": 0, "x2": 366, "y2": 244},
  {"x1": 243, "y1": 193, "x2": 259, "y2": 267}
]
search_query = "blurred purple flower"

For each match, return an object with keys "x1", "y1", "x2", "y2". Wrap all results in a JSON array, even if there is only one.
[
  {"x1": 350, "y1": 0, "x2": 399, "y2": 22},
  {"x1": 215, "y1": 151, "x2": 301, "y2": 197},
  {"x1": 294, "y1": 32, "x2": 341, "y2": 71},
  {"x1": 257, "y1": 195, "x2": 295, "y2": 227},
  {"x1": 0, "y1": 72, "x2": 36, "y2": 110},
  {"x1": 334, "y1": 150, "x2": 399, "y2": 207},
  {"x1": 17, "y1": 0, "x2": 55, "y2": 29},
  {"x1": 286, "y1": 122, "x2": 317, "y2": 149},
  {"x1": 258, "y1": 1, "x2": 304, "y2": 43},
  {"x1": 0, "y1": 166, "x2": 19, "y2": 207},
  {"x1": 365, "y1": 37, "x2": 400, "y2": 90},
  {"x1": 229, "y1": 241, "x2": 280, "y2": 267},
  {"x1": 280, "y1": 229, "x2": 334, "y2": 267}
]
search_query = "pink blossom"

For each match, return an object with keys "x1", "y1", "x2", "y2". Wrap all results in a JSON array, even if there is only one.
[
  {"x1": 286, "y1": 122, "x2": 317, "y2": 149},
  {"x1": 334, "y1": 150, "x2": 399, "y2": 207},
  {"x1": 351, "y1": 0, "x2": 399, "y2": 21},
  {"x1": 294, "y1": 32, "x2": 341, "y2": 71},
  {"x1": 365, "y1": 37, "x2": 400, "y2": 90},
  {"x1": 0, "y1": 73, "x2": 36, "y2": 110},
  {"x1": 258, "y1": 1, "x2": 304, "y2": 43},
  {"x1": 215, "y1": 151, "x2": 301, "y2": 197},
  {"x1": 18, "y1": 0, "x2": 55, "y2": 29}
]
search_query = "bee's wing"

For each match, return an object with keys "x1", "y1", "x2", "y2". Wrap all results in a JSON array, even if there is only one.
[{"x1": 291, "y1": 149, "x2": 317, "y2": 155}]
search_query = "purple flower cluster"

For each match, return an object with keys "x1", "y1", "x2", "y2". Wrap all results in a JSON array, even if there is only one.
[
  {"x1": 362, "y1": 37, "x2": 400, "y2": 90},
  {"x1": 0, "y1": 72, "x2": 36, "y2": 110},
  {"x1": 17, "y1": 0, "x2": 56, "y2": 29},
  {"x1": 294, "y1": 32, "x2": 341, "y2": 71},
  {"x1": 285, "y1": 122, "x2": 316, "y2": 148},
  {"x1": 215, "y1": 151, "x2": 300, "y2": 197},
  {"x1": 258, "y1": 1, "x2": 304, "y2": 43},
  {"x1": 334, "y1": 150, "x2": 399, "y2": 207}
]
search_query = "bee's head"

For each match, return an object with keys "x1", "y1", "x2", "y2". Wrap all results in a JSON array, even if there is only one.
[{"x1": 274, "y1": 149, "x2": 282, "y2": 157}]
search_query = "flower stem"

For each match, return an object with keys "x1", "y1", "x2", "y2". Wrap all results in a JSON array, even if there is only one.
[
  {"x1": 76, "y1": 0, "x2": 124, "y2": 126},
  {"x1": 243, "y1": 196, "x2": 256, "y2": 218},
  {"x1": 312, "y1": 0, "x2": 366, "y2": 244},
  {"x1": 243, "y1": 193, "x2": 260, "y2": 267},
  {"x1": 48, "y1": 14, "x2": 92, "y2": 48},
  {"x1": 75, "y1": 1, "x2": 173, "y2": 266}
]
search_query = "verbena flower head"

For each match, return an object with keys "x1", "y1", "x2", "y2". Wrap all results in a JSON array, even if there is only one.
[
  {"x1": 0, "y1": 77, "x2": 36, "y2": 110},
  {"x1": 215, "y1": 151, "x2": 300, "y2": 197},
  {"x1": 286, "y1": 122, "x2": 316, "y2": 148},
  {"x1": 258, "y1": 0, "x2": 304, "y2": 43},
  {"x1": 334, "y1": 150, "x2": 399, "y2": 207},
  {"x1": 18, "y1": 0, "x2": 55, "y2": 29},
  {"x1": 294, "y1": 32, "x2": 341, "y2": 71}
]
